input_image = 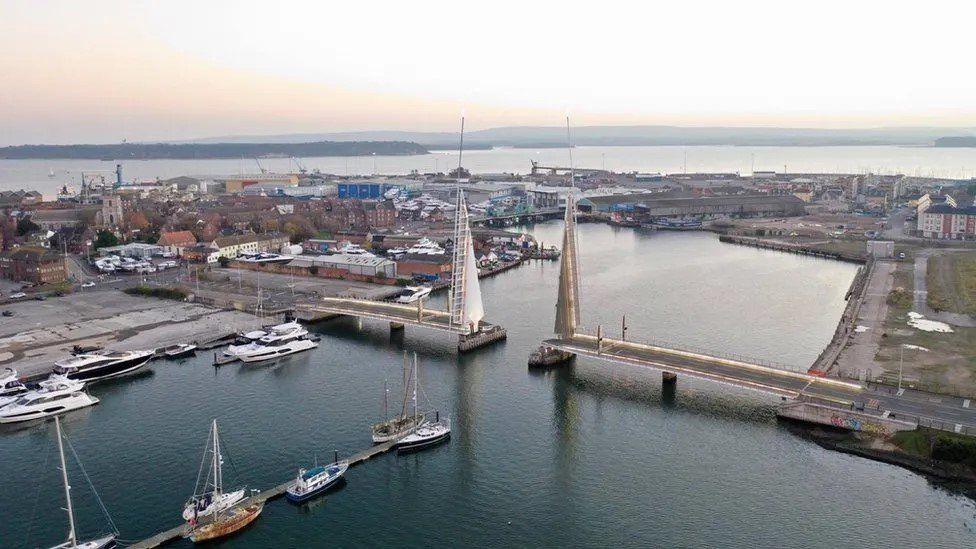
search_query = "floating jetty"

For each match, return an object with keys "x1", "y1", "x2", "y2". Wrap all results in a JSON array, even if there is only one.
[{"x1": 129, "y1": 437, "x2": 404, "y2": 548}]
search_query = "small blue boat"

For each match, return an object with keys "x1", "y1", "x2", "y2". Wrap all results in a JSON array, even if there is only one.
[{"x1": 285, "y1": 456, "x2": 348, "y2": 503}]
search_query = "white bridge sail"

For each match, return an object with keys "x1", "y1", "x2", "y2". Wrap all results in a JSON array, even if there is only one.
[{"x1": 449, "y1": 189, "x2": 484, "y2": 333}]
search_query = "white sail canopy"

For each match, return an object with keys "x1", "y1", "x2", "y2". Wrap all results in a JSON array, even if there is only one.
[{"x1": 449, "y1": 188, "x2": 485, "y2": 334}]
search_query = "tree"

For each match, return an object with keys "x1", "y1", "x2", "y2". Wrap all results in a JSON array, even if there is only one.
[
  {"x1": 93, "y1": 230, "x2": 119, "y2": 250},
  {"x1": 448, "y1": 167, "x2": 470, "y2": 179},
  {"x1": 968, "y1": 183, "x2": 976, "y2": 197},
  {"x1": 217, "y1": 256, "x2": 231, "y2": 268},
  {"x1": 16, "y1": 216, "x2": 40, "y2": 236}
]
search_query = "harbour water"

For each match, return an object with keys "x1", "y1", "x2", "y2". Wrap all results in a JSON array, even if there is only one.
[
  {"x1": 3, "y1": 144, "x2": 976, "y2": 198},
  {"x1": 2, "y1": 225, "x2": 975, "y2": 548}
]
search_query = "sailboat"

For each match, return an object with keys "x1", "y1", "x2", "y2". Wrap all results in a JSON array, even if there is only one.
[
  {"x1": 48, "y1": 168, "x2": 56, "y2": 178},
  {"x1": 370, "y1": 352, "x2": 425, "y2": 443},
  {"x1": 48, "y1": 416, "x2": 117, "y2": 549},
  {"x1": 182, "y1": 420, "x2": 247, "y2": 523},
  {"x1": 395, "y1": 353, "x2": 451, "y2": 453}
]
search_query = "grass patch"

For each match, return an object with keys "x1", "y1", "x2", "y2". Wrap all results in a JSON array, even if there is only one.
[
  {"x1": 894, "y1": 428, "x2": 976, "y2": 467},
  {"x1": 124, "y1": 286, "x2": 188, "y2": 301},
  {"x1": 887, "y1": 264, "x2": 914, "y2": 310},
  {"x1": 927, "y1": 252, "x2": 976, "y2": 315}
]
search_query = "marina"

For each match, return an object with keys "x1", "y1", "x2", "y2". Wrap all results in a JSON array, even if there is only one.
[{"x1": 3, "y1": 225, "x2": 976, "y2": 548}]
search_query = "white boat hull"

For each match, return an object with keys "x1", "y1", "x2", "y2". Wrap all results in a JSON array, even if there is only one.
[
  {"x1": 0, "y1": 393, "x2": 99, "y2": 424},
  {"x1": 183, "y1": 488, "x2": 246, "y2": 522},
  {"x1": 239, "y1": 339, "x2": 318, "y2": 364}
]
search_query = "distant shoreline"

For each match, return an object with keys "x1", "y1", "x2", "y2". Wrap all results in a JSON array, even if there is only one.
[{"x1": 0, "y1": 141, "x2": 429, "y2": 160}]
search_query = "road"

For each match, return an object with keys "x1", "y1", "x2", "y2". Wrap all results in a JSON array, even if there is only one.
[{"x1": 545, "y1": 334, "x2": 976, "y2": 431}]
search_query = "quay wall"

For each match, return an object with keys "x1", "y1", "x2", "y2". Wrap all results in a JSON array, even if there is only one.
[
  {"x1": 718, "y1": 235, "x2": 866, "y2": 263},
  {"x1": 808, "y1": 259, "x2": 874, "y2": 374},
  {"x1": 777, "y1": 400, "x2": 916, "y2": 436},
  {"x1": 226, "y1": 259, "x2": 397, "y2": 286}
]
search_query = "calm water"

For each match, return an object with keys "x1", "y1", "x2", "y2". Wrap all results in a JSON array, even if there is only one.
[
  {"x1": 2, "y1": 226, "x2": 975, "y2": 548},
  {"x1": 4, "y1": 145, "x2": 976, "y2": 198}
]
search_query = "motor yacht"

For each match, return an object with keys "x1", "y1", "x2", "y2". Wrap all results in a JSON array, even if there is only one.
[
  {"x1": 0, "y1": 385, "x2": 98, "y2": 424},
  {"x1": 285, "y1": 457, "x2": 348, "y2": 503},
  {"x1": 0, "y1": 367, "x2": 27, "y2": 397},
  {"x1": 53, "y1": 350, "x2": 153, "y2": 382},
  {"x1": 238, "y1": 338, "x2": 318, "y2": 364},
  {"x1": 394, "y1": 286, "x2": 432, "y2": 304},
  {"x1": 161, "y1": 343, "x2": 197, "y2": 359}
]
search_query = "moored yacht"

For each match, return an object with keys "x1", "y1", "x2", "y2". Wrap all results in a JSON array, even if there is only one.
[
  {"x1": 225, "y1": 321, "x2": 306, "y2": 358},
  {"x1": 54, "y1": 350, "x2": 153, "y2": 382},
  {"x1": 1, "y1": 375, "x2": 83, "y2": 408},
  {"x1": 161, "y1": 343, "x2": 197, "y2": 359},
  {"x1": 0, "y1": 384, "x2": 98, "y2": 424},
  {"x1": 238, "y1": 338, "x2": 318, "y2": 364},
  {"x1": 393, "y1": 353, "x2": 451, "y2": 452},
  {"x1": 0, "y1": 367, "x2": 27, "y2": 397},
  {"x1": 285, "y1": 454, "x2": 349, "y2": 503},
  {"x1": 394, "y1": 285, "x2": 432, "y2": 304},
  {"x1": 183, "y1": 420, "x2": 247, "y2": 523},
  {"x1": 396, "y1": 414, "x2": 451, "y2": 453},
  {"x1": 371, "y1": 353, "x2": 425, "y2": 443}
]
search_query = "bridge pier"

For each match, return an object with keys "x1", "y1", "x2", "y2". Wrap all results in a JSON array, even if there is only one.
[
  {"x1": 389, "y1": 322, "x2": 404, "y2": 331},
  {"x1": 458, "y1": 325, "x2": 507, "y2": 353},
  {"x1": 662, "y1": 371, "x2": 677, "y2": 385}
]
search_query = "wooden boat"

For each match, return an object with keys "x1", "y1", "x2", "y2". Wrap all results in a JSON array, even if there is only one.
[{"x1": 187, "y1": 501, "x2": 264, "y2": 543}]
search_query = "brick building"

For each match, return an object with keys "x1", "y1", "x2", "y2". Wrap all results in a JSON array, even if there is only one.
[{"x1": 0, "y1": 247, "x2": 67, "y2": 284}]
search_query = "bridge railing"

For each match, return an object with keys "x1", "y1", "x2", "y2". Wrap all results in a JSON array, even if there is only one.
[{"x1": 573, "y1": 325, "x2": 809, "y2": 374}]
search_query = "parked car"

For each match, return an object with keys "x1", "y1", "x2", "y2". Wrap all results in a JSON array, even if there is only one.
[
  {"x1": 2, "y1": 310, "x2": 12, "y2": 317},
  {"x1": 81, "y1": 281, "x2": 95, "y2": 288},
  {"x1": 9, "y1": 292, "x2": 26, "y2": 299}
]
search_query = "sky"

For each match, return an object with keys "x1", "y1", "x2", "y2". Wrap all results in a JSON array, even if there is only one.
[{"x1": 1, "y1": 0, "x2": 975, "y2": 145}]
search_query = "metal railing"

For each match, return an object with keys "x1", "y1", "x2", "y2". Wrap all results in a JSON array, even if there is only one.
[{"x1": 573, "y1": 325, "x2": 809, "y2": 374}]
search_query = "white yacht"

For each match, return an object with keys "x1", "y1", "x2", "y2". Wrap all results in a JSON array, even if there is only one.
[
  {"x1": 394, "y1": 286, "x2": 432, "y2": 304},
  {"x1": 394, "y1": 353, "x2": 451, "y2": 453},
  {"x1": 239, "y1": 338, "x2": 318, "y2": 364},
  {"x1": 183, "y1": 420, "x2": 247, "y2": 523},
  {"x1": 337, "y1": 243, "x2": 375, "y2": 256},
  {"x1": 407, "y1": 237, "x2": 445, "y2": 255},
  {"x1": 54, "y1": 349, "x2": 153, "y2": 382},
  {"x1": 0, "y1": 367, "x2": 27, "y2": 397},
  {"x1": 0, "y1": 375, "x2": 84, "y2": 408},
  {"x1": 0, "y1": 385, "x2": 98, "y2": 424},
  {"x1": 397, "y1": 415, "x2": 451, "y2": 453},
  {"x1": 225, "y1": 322, "x2": 308, "y2": 358}
]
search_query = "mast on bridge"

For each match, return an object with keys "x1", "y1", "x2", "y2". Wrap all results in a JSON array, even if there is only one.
[
  {"x1": 554, "y1": 116, "x2": 581, "y2": 340},
  {"x1": 448, "y1": 188, "x2": 484, "y2": 334},
  {"x1": 554, "y1": 191, "x2": 581, "y2": 339}
]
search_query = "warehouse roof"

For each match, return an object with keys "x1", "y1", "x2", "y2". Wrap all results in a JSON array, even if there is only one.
[{"x1": 289, "y1": 254, "x2": 394, "y2": 268}]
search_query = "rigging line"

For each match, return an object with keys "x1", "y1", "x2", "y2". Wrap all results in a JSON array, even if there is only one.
[
  {"x1": 192, "y1": 423, "x2": 212, "y2": 496},
  {"x1": 24, "y1": 433, "x2": 52, "y2": 549},
  {"x1": 64, "y1": 432, "x2": 120, "y2": 536}
]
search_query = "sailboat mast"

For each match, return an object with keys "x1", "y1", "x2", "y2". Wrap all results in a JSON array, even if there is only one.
[
  {"x1": 413, "y1": 352, "x2": 419, "y2": 423},
  {"x1": 383, "y1": 379, "x2": 389, "y2": 422},
  {"x1": 212, "y1": 420, "x2": 222, "y2": 495},
  {"x1": 55, "y1": 416, "x2": 77, "y2": 548}
]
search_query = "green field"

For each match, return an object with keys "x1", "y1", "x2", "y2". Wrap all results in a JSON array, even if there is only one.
[{"x1": 927, "y1": 252, "x2": 976, "y2": 316}]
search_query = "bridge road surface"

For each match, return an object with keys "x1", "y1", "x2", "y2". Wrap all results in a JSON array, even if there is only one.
[
  {"x1": 300, "y1": 298, "x2": 466, "y2": 333},
  {"x1": 545, "y1": 335, "x2": 976, "y2": 431}
]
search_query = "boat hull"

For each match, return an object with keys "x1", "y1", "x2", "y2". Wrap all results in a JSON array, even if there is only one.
[
  {"x1": 285, "y1": 474, "x2": 344, "y2": 503},
  {"x1": 396, "y1": 430, "x2": 450, "y2": 453},
  {"x1": 0, "y1": 395, "x2": 99, "y2": 424},
  {"x1": 59, "y1": 355, "x2": 151, "y2": 383},
  {"x1": 239, "y1": 341, "x2": 317, "y2": 364},
  {"x1": 371, "y1": 414, "x2": 425, "y2": 443},
  {"x1": 187, "y1": 502, "x2": 263, "y2": 543}
]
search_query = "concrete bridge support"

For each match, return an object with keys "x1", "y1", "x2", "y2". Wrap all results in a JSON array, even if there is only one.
[
  {"x1": 662, "y1": 371, "x2": 677, "y2": 385},
  {"x1": 390, "y1": 321, "x2": 404, "y2": 331}
]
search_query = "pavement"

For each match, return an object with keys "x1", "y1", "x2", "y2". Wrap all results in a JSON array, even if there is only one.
[
  {"x1": 0, "y1": 290, "x2": 263, "y2": 378},
  {"x1": 834, "y1": 261, "x2": 894, "y2": 378},
  {"x1": 546, "y1": 334, "x2": 976, "y2": 431}
]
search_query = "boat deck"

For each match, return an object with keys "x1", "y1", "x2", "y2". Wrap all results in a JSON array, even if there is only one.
[{"x1": 129, "y1": 437, "x2": 402, "y2": 548}]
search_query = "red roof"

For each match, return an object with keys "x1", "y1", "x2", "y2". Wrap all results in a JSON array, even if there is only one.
[{"x1": 157, "y1": 230, "x2": 197, "y2": 247}]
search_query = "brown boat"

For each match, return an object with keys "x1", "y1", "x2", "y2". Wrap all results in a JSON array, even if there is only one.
[{"x1": 186, "y1": 501, "x2": 264, "y2": 543}]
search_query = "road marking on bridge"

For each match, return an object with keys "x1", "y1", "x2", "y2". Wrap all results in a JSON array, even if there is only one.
[
  {"x1": 896, "y1": 389, "x2": 905, "y2": 396},
  {"x1": 956, "y1": 424, "x2": 963, "y2": 433},
  {"x1": 868, "y1": 398, "x2": 881, "y2": 409},
  {"x1": 964, "y1": 399, "x2": 971, "y2": 409}
]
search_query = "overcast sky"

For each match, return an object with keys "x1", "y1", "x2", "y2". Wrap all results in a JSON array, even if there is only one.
[{"x1": 1, "y1": 0, "x2": 974, "y2": 145}]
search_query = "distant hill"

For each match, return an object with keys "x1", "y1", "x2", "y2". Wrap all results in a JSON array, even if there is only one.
[
  {"x1": 0, "y1": 141, "x2": 429, "y2": 159},
  {"x1": 934, "y1": 136, "x2": 976, "y2": 147},
  {"x1": 181, "y1": 125, "x2": 976, "y2": 148}
]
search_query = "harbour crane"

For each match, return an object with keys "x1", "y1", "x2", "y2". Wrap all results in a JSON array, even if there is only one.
[
  {"x1": 253, "y1": 157, "x2": 267, "y2": 174},
  {"x1": 290, "y1": 156, "x2": 308, "y2": 175}
]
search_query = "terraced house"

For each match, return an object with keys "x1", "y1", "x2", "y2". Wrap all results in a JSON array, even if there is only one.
[{"x1": 0, "y1": 246, "x2": 67, "y2": 284}]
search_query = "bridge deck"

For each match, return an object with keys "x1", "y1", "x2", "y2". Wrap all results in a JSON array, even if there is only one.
[
  {"x1": 130, "y1": 438, "x2": 402, "y2": 548},
  {"x1": 298, "y1": 298, "x2": 466, "y2": 334},
  {"x1": 545, "y1": 334, "x2": 864, "y2": 400}
]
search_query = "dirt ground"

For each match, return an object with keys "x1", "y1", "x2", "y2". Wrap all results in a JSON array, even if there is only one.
[{"x1": 876, "y1": 261, "x2": 976, "y2": 390}]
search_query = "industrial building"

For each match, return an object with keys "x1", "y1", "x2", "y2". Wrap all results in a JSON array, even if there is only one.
[
  {"x1": 288, "y1": 253, "x2": 396, "y2": 278},
  {"x1": 577, "y1": 193, "x2": 806, "y2": 217}
]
